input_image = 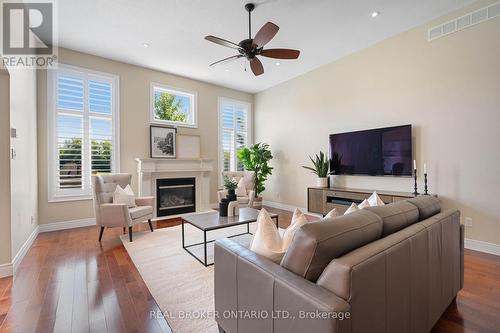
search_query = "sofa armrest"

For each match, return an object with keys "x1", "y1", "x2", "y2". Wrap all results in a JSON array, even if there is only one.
[
  {"x1": 99, "y1": 203, "x2": 132, "y2": 227},
  {"x1": 135, "y1": 196, "x2": 154, "y2": 207},
  {"x1": 215, "y1": 238, "x2": 351, "y2": 333}
]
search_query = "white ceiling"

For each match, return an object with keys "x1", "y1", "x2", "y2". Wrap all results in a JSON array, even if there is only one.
[{"x1": 57, "y1": 0, "x2": 474, "y2": 93}]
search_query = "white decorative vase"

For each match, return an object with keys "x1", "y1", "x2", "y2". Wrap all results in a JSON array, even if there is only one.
[{"x1": 316, "y1": 177, "x2": 328, "y2": 188}]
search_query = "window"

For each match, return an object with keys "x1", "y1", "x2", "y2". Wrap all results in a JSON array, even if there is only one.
[
  {"x1": 47, "y1": 64, "x2": 119, "y2": 201},
  {"x1": 151, "y1": 83, "x2": 197, "y2": 128},
  {"x1": 218, "y1": 97, "x2": 251, "y2": 182}
]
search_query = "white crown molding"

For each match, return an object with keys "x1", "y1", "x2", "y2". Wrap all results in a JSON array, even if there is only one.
[
  {"x1": 465, "y1": 238, "x2": 500, "y2": 256},
  {"x1": 38, "y1": 218, "x2": 96, "y2": 233}
]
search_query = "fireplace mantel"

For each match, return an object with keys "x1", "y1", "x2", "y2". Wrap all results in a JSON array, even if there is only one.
[{"x1": 135, "y1": 158, "x2": 214, "y2": 217}]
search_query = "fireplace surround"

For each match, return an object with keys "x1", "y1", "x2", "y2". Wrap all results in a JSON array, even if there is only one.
[{"x1": 135, "y1": 158, "x2": 213, "y2": 218}]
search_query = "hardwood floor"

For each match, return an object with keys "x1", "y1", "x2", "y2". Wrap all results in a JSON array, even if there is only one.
[{"x1": 0, "y1": 207, "x2": 499, "y2": 333}]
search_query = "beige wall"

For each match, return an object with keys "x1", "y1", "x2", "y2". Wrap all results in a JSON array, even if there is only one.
[
  {"x1": 38, "y1": 48, "x2": 253, "y2": 225},
  {"x1": 0, "y1": 70, "x2": 11, "y2": 265},
  {"x1": 254, "y1": 0, "x2": 500, "y2": 245},
  {"x1": 9, "y1": 68, "x2": 38, "y2": 257}
]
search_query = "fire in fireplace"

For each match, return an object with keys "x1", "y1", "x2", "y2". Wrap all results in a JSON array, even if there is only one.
[{"x1": 156, "y1": 178, "x2": 196, "y2": 217}]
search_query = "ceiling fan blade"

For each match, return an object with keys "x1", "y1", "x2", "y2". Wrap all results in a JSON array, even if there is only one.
[
  {"x1": 261, "y1": 48, "x2": 300, "y2": 59},
  {"x1": 205, "y1": 35, "x2": 241, "y2": 50},
  {"x1": 250, "y1": 57, "x2": 264, "y2": 76},
  {"x1": 209, "y1": 55, "x2": 244, "y2": 67},
  {"x1": 253, "y1": 22, "x2": 279, "y2": 48}
]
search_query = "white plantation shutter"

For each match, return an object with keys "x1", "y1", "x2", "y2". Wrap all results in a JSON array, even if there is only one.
[
  {"x1": 219, "y1": 98, "x2": 251, "y2": 182},
  {"x1": 48, "y1": 65, "x2": 120, "y2": 201}
]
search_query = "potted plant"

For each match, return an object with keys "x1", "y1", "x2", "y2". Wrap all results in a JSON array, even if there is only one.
[
  {"x1": 237, "y1": 143, "x2": 274, "y2": 208},
  {"x1": 302, "y1": 151, "x2": 331, "y2": 188},
  {"x1": 223, "y1": 176, "x2": 238, "y2": 201}
]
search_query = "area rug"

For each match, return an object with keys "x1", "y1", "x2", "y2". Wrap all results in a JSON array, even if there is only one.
[{"x1": 121, "y1": 223, "x2": 257, "y2": 333}]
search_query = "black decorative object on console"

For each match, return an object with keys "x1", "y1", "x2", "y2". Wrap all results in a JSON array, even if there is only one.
[
  {"x1": 424, "y1": 173, "x2": 429, "y2": 195},
  {"x1": 413, "y1": 169, "x2": 419, "y2": 196}
]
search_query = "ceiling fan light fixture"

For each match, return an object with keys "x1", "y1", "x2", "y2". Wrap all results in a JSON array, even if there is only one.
[
  {"x1": 204, "y1": 3, "x2": 300, "y2": 76},
  {"x1": 371, "y1": 11, "x2": 380, "y2": 18},
  {"x1": 142, "y1": 42, "x2": 150, "y2": 48}
]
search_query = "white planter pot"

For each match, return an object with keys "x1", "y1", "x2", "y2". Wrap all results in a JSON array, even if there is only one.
[{"x1": 316, "y1": 177, "x2": 328, "y2": 188}]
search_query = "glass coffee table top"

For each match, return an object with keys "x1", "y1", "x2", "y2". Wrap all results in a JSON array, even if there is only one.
[{"x1": 181, "y1": 207, "x2": 278, "y2": 231}]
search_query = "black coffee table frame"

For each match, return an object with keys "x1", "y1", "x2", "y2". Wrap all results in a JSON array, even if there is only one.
[{"x1": 181, "y1": 213, "x2": 279, "y2": 267}]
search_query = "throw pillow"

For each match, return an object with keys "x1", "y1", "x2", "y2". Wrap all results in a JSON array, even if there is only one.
[
  {"x1": 324, "y1": 208, "x2": 338, "y2": 219},
  {"x1": 250, "y1": 209, "x2": 284, "y2": 262},
  {"x1": 282, "y1": 209, "x2": 309, "y2": 250},
  {"x1": 235, "y1": 177, "x2": 247, "y2": 197},
  {"x1": 344, "y1": 202, "x2": 359, "y2": 215},
  {"x1": 358, "y1": 199, "x2": 370, "y2": 209},
  {"x1": 113, "y1": 184, "x2": 136, "y2": 207},
  {"x1": 368, "y1": 191, "x2": 385, "y2": 206}
]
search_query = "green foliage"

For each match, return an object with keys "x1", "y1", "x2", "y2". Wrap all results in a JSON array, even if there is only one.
[
  {"x1": 154, "y1": 92, "x2": 187, "y2": 122},
  {"x1": 223, "y1": 176, "x2": 238, "y2": 191},
  {"x1": 237, "y1": 143, "x2": 273, "y2": 197},
  {"x1": 302, "y1": 151, "x2": 331, "y2": 178},
  {"x1": 59, "y1": 138, "x2": 112, "y2": 174}
]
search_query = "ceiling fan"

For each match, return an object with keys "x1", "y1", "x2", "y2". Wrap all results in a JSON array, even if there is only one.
[{"x1": 205, "y1": 3, "x2": 300, "y2": 76}]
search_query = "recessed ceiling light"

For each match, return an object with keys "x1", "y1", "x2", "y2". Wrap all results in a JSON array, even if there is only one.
[
  {"x1": 275, "y1": 62, "x2": 281, "y2": 66},
  {"x1": 371, "y1": 11, "x2": 380, "y2": 18},
  {"x1": 142, "y1": 42, "x2": 150, "y2": 48},
  {"x1": 224, "y1": 68, "x2": 229, "y2": 72}
]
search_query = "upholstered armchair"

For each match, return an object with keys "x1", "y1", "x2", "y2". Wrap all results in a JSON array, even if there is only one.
[
  {"x1": 92, "y1": 173, "x2": 154, "y2": 242},
  {"x1": 217, "y1": 171, "x2": 256, "y2": 207}
]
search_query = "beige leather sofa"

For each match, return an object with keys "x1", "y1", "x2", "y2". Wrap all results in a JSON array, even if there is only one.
[{"x1": 214, "y1": 196, "x2": 464, "y2": 333}]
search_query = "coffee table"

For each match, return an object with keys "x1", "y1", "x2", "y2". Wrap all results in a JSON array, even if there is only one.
[{"x1": 181, "y1": 207, "x2": 279, "y2": 266}]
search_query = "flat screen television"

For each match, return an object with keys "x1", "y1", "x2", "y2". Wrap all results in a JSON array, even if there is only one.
[{"x1": 329, "y1": 125, "x2": 412, "y2": 176}]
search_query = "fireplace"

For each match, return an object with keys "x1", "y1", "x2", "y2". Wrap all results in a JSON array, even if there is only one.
[{"x1": 156, "y1": 178, "x2": 196, "y2": 217}]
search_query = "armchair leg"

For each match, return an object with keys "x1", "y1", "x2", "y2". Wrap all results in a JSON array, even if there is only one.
[
  {"x1": 129, "y1": 226, "x2": 133, "y2": 242},
  {"x1": 123, "y1": 227, "x2": 126, "y2": 234},
  {"x1": 148, "y1": 219, "x2": 154, "y2": 232},
  {"x1": 98, "y1": 227, "x2": 105, "y2": 242}
]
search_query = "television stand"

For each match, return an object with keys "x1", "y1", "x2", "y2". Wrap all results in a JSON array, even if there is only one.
[{"x1": 307, "y1": 187, "x2": 416, "y2": 215}]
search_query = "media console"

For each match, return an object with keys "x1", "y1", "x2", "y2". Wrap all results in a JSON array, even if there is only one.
[{"x1": 307, "y1": 187, "x2": 416, "y2": 215}]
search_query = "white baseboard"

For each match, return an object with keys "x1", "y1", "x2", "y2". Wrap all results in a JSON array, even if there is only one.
[
  {"x1": 38, "y1": 218, "x2": 96, "y2": 233},
  {"x1": 0, "y1": 263, "x2": 13, "y2": 278},
  {"x1": 12, "y1": 226, "x2": 39, "y2": 274},
  {"x1": 465, "y1": 238, "x2": 500, "y2": 256}
]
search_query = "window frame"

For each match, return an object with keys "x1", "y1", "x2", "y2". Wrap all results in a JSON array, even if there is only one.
[
  {"x1": 47, "y1": 63, "x2": 120, "y2": 202},
  {"x1": 150, "y1": 82, "x2": 198, "y2": 128},
  {"x1": 217, "y1": 97, "x2": 252, "y2": 186}
]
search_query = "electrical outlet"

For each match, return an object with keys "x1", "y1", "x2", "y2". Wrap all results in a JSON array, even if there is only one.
[
  {"x1": 30, "y1": 216, "x2": 34, "y2": 224},
  {"x1": 464, "y1": 217, "x2": 473, "y2": 227}
]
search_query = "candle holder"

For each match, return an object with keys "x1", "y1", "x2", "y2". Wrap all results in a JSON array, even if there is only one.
[
  {"x1": 424, "y1": 173, "x2": 429, "y2": 195},
  {"x1": 413, "y1": 169, "x2": 419, "y2": 196}
]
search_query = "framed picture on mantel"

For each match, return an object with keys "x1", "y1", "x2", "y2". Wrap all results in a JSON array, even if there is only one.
[{"x1": 150, "y1": 125, "x2": 176, "y2": 159}]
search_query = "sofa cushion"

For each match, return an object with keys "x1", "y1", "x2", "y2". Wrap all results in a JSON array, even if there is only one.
[
  {"x1": 406, "y1": 196, "x2": 441, "y2": 220},
  {"x1": 364, "y1": 200, "x2": 419, "y2": 237},
  {"x1": 280, "y1": 209, "x2": 383, "y2": 282},
  {"x1": 129, "y1": 206, "x2": 152, "y2": 220}
]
